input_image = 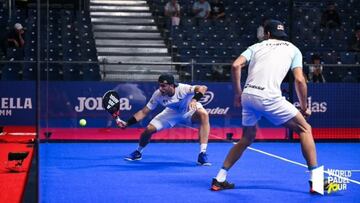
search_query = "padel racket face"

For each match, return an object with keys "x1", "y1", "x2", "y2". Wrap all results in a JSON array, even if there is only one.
[{"x1": 102, "y1": 90, "x2": 120, "y2": 115}]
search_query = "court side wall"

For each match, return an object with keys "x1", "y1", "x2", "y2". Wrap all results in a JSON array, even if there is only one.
[{"x1": 0, "y1": 81, "x2": 359, "y2": 139}]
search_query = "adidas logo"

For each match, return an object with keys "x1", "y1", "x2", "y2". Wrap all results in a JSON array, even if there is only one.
[{"x1": 106, "y1": 94, "x2": 119, "y2": 110}]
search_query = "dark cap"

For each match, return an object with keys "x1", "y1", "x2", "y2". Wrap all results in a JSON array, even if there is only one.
[
  {"x1": 158, "y1": 74, "x2": 178, "y2": 86},
  {"x1": 264, "y1": 20, "x2": 288, "y2": 38}
]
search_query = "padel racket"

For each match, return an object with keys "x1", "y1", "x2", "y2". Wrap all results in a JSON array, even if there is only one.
[{"x1": 102, "y1": 90, "x2": 126, "y2": 125}]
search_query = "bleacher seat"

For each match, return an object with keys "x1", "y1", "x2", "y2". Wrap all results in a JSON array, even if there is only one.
[
  {"x1": 1, "y1": 66, "x2": 21, "y2": 80},
  {"x1": 322, "y1": 52, "x2": 338, "y2": 64},
  {"x1": 41, "y1": 64, "x2": 62, "y2": 80},
  {"x1": 1, "y1": 0, "x2": 359, "y2": 82},
  {"x1": 342, "y1": 71, "x2": 357, "y2": 83},
  {"x1": 22, "y1": 65, "x2": 37, "y2": 80},
  {"x1": 82, "y1": 64, "x2": 101, "y2": 81},
  {"x1": 63, "y1": 64, "x2": 81, "y2": 80},
  {"x1": 323, "y1": 69, "x2": 341, "y2": 82},
  {"x1": 340, "y1": 52, "x2": 356, "y2": 64}
]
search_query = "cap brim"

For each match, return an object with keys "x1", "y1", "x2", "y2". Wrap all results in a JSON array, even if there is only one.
[{"x1": 272, "y1": 30, "x2": 288, "y2": 38}]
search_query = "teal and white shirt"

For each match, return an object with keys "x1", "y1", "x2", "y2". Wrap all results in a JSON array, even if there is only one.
[{"x1": 241, "y1": 39, "x2": 303, "y2": 99}]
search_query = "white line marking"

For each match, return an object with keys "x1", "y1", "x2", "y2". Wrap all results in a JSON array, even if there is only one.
[
  {"x1": 247, "y1": 146, "x2": 307, "y2": 167},
  {"x1": 178, "y1": 124, "x2": 360, "y2": 186},
  {"x1": 247, "y1": 146, "x2": 360, "y2": 185}
]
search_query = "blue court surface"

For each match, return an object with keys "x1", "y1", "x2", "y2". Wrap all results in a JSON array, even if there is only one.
[{"x1": 40, "y1": 142, "x2": 360, "y2": 203}]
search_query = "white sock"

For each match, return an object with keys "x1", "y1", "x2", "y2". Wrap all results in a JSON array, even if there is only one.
[
  {"x1": 308, "y1": 166, "x2": 318, "y2": 181},
  {"x1": 215, "y1": 168, "x2": 228, "y2": 182},
  {"x1": 200, "y1": 144, "x2": 207, "y2": 153},
  {"x1": 309, "y1": 169, "x2": 314, "y2": 182},
  {"x1": 137, "y1": 146, "x2": 144, "y2": 153}
]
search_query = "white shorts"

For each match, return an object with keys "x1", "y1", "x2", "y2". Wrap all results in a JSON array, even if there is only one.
[
  {"x1": 150, "y1": 103, "x2": 203, "y2": 131},
  {"x1": 241, "y1": 93, "x2": 298, "y2": 126}
]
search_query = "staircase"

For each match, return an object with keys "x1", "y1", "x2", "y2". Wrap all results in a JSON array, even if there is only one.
[{"x1": 90, "y1": 0, "x2": 177, "y2": 81}]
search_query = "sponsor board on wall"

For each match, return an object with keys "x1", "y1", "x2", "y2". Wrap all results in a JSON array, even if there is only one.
[
  {"x1": 0, "y1": 82, "x2": 36, "y2": 125},
  {"x1": 0, "y1": 82, "x2": 359, "y2": 130}
]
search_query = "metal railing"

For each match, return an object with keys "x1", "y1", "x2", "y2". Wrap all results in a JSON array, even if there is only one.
[{"x1": 1, "y1": 59, "x2": 359, "y2": 82}]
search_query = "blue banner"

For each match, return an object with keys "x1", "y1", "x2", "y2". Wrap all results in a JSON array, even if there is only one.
[
  {"x1": 0, "y1": 81, "x2": 359, "y2": 128},
  {"x1": 0, "y1": 81, "x2": 36, "y2": 125},
  {"x1": 293, "y1": 83, "x2": 360, "y2": 127}
]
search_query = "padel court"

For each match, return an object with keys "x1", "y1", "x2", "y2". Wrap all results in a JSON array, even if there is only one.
[
  {"x1": 39, "y1": 142, "x2": 360, "y2": 202},
  {"x1": 1, "y1": 82, "x2": 360, "y2": 202}
]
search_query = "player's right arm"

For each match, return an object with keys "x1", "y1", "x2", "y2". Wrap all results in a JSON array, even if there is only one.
[
  {"x1": 293, "y1": 68, "x2": 311, "y2": 117},
  {"x1": 133, "y1": 106, "x2": 151, "y2": 121},
  {"x1": 116, "y1": 106, "x2": 151, "y2": 128},
  {"x1": 232, "y1": 55, "x2": 248, "y2": 107},
  {"x1": 291, "y1": 47, "x2": 311, "y2": 118},
  {"x1": 117, "y1": 92, "x2": 158, "y2": 128}
]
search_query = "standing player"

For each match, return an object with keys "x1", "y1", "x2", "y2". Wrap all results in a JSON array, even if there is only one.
[
  {"x1": 115, "y1": 74, "x2": 211, "y2": 166},
  {"x1": 211, "y1": 20, "x2": 320, "y2": 192}
]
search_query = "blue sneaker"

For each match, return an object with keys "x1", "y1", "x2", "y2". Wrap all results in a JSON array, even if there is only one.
[
  {"x1": 197, "y1": 152, "x2": 211, "y2": 166},
  {"x1": 124, "y1": 150, "x2": 142, "y2": 161}
]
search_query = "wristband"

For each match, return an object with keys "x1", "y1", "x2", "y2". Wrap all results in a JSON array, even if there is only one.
[
  {"x1": 126, "y1": 116, "x2": 138, "y2": 126},
  {"x1": 192, "y1": 92, "x2": 204, "y2": 101}
]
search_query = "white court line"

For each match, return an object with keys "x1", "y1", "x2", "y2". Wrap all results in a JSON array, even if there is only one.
[
  {"x1": 247, "y1": 146, "x2": 360, "y2": 185},
  {"x1": 179, "y1": 123, "x2": 360, "y2": 185},
  {"x1": 247, "y1": 146, "x2": 307, "y2": 168}
]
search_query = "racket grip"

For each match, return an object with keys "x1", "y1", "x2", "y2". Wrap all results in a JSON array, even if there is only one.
[
  {"x1": 115, "y1": 116, "x2": 121, "y2": 122},
  {"x1": 115, "y1": 116, "x2": 127, "y2": 128}
]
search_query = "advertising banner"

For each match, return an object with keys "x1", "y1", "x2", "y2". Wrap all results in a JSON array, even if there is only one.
[
  {"x1": 1, "y1": 82, "x2": 359, "y2": 139},
  {"x1": 0, "y1": 81, "x2": 36, "y2": 125}
]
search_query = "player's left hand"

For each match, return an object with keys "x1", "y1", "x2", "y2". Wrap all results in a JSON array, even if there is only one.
[{"x1": 189, "y1": 99, "x2": 198, "y2": 111}]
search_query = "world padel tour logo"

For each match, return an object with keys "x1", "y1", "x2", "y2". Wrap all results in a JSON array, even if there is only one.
[
  {"x1": 326, "y1": 169, "x2": 351, "y2": 194},
  {"x1": 312, "y1": 166, "x2": 351, "y2": 195}
]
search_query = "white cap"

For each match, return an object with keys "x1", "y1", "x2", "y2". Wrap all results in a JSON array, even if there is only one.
[{"x1": 14, "y1": 23, "x2": 23, "y2": 30}]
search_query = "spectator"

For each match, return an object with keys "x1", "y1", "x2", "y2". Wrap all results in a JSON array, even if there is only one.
[
  {"x1": 257, "y1": 17, "x2": 269, "y2": 42},
  {"x1": 7, "y1": 23, "x2": 25, "y2": 48},
  {"x1": 164, "y1": 0, "x2": 181, "y2": 27},
  {"x1": 320, "y1": 3, "x2": 341, "y2": 29},
  {"x1": 308, "y1": 54, "x2": 325, "y2": 83},
  {"x1": 349, "y1": 26, "x2": 360, "y2": 52},
  {"x1": 210, "y1": 0, "x2": 225, "y2": 20},
  {"x1": 192, "y1": 0, "x2": 211, "y2": 19}
]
